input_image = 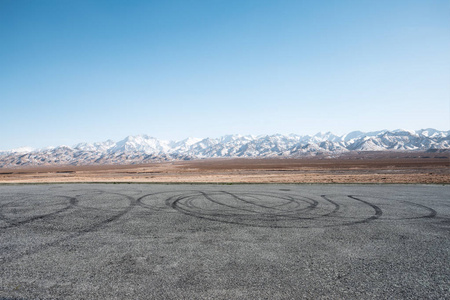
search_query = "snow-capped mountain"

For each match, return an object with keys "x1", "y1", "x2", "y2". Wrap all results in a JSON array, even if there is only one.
[
  {"x1": 108, "y1": 135, "x2": 171, "y2": 155},
  {"x1": 1, "y1": 129, "x2": 449, "y2": 168}
]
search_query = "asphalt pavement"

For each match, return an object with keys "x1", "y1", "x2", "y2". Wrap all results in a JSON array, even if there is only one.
[{"x1": 0, "y1": 183, "x2": 449, "y2": 299}]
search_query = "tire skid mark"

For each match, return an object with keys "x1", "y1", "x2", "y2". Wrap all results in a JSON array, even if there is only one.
[
  {"x1": 212, "y1": 191, "x2": 320, "y2": 217},
  {"x1": 169, "y1": 192, "x2": 385, "y2": 228},
  {"x1": 73, "y1": 190, "x2": 132, "y2": 212},
  {"x1": 137, "y1": 191, "x2": 195, "y2": 212},
  {"x1": 1, "y1": 188, "x2": 445, "y2": 264},
  {"x1": 173, "y1": 192, "x2": 340, "y2": 221},
  {"x1": 198, "y1": 191, "x2": 263, "y2": 215},
  {"x1": 170, "y1": 194, "x2": 334, "y2": 229},
  {"x1": 400, "y1": 201, "x2": 437, "y2": 219},
  {"x1": 320, "y1": 195, "x2": 341, "y2": 217},
  {"x1": 172, "y1": 194, "x2": 249, "y2": 217},
  {"x1": 172, "y1": 191, "x2": 443, "y2": 227},
  {"x1": 180, "y1": 195, "x2": 285, "y2": 219},
  {"x1": 0, "y1": 190, "x2": 136, "y2": 265},
  {"x1": 222, "y1": 191, "x2": 316, "y2": 214},
  {"x1": 347, "y1": 195, "x2": 383, "y2": 222},
  {"x1": 75, "y1": 191, "x2": 136, "y2": 233},
  {"x1": 239, "y1": 192, "x2": 311, "y2": 210},
  {"x1": 169, "y1": 194, "x2": 277, "y2": 228},
  {"x1": 175, "y1": 192, "x2": 299, "y2": 219},
  {"x1": 347, "y1": 194, "x2": 440, "y2": 220},
  {"x1": 0, "y1": 196, "x2": 77, "y2": 229}
]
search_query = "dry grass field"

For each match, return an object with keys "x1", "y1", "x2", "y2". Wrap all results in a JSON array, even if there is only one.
[{"x1": 0, "y1": 152, "x2": 448, "y2": 184}]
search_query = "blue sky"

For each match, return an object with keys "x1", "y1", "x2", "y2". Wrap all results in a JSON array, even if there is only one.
[{"x1": 1, "y1": 0, "x2": 449, "y2": 149}]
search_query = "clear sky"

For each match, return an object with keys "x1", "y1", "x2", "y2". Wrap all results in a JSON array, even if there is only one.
[{"x1": 1, "y1": 0, "x2": 449, "y2": 149}]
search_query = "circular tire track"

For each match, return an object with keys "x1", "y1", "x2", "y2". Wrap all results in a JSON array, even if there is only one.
[
  {"x1": 137, "y1": 191, "x2": 187, "y2": 213},
  {"x1": 0, "y1": 190, "x2": 136, "y2": 264},
  {"x1": 346, "y1": 195, "x2": 439, "y2": 221},
  {"x1": 0, "y1": 194, "x2": 77, "y2": 229},
  {"x1": 164, "y1": 191, "x2": 438, "y2": 228},
  {"x1": 166, "y1": 191, "x2": 359, "y2": 228},
  {"x1": 0, "y1": 188, "x2": 443, "y2": 264}
]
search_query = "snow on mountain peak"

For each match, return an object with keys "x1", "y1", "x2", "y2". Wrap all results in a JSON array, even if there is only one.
[{"x1": 1, "y1": 129, "x2": 449, "y2": 167}]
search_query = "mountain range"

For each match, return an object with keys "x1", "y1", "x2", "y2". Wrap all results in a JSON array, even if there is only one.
[{"x1": 1, "y1": 128, "x2": 449, "y2": 168}]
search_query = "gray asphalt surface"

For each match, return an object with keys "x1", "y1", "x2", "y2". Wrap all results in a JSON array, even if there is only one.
[{"x1": 0, "y1": 184, "x2": 449, "y2": 299}]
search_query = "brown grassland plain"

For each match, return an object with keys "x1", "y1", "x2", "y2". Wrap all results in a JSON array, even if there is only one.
[{"x1": 0, "y1": 152, "x2": 448, "y2": 184}]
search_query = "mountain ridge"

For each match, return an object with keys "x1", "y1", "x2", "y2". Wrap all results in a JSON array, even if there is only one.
[{"x1": 1, "y1": 129, "x2": 449, "y2": 168}]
